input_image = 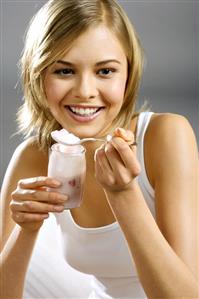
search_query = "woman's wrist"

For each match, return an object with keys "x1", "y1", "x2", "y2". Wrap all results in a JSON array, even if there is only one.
[
  {"x1": 16, "y1": 223, "x2": 42, "y2": 237},
  {"x1": 104, "y1": 180, "x2": 141, "y2": 209},
  {"x1": 104, "y1": 179, "x2": 139, "y2": 197}
]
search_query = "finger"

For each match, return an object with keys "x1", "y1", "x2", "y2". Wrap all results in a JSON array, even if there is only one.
[
  {"x1": 12, "y1": 211, "x2": 49, "y2": 223},
  {"x1": 113, "y1": 128, "x2": 137, "y2": 150},
  {"x1": 95, "y1": 156, "x2": 104, "y2": 183},
  {"x1": 108, "y1": 138, "x2": 141, "y2": 177},
  {"x1": 94, "y1": 143, "x2": 104, "y2": 162},
  {"x1": 96, "y1": 145, "x2": 113, "y2": 172},
  {"x1": 95, "y1": 146, "x2": 116, "y2": 186},
  {"x1": 104, "y1": 142, "x2": 132, "y2": 185},
  {"x1": 18, "y1": 177, "x2": 61, "y2": 189},
  {"x1": 11, "y1": 188, "x2": 68, "y2": 204},
  {"x1": 129, "y1": 141, "x2": 138, "y2": 147},
  {"x1": 10, "y1": 199, "x2": 65, "y2": 214},
  {"x1": 114, "y1": 127, "x2": 135, "y2": 142}
]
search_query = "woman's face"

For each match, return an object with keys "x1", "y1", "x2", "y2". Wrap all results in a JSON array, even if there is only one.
[{"x1": 44, "y1": 24, "x2": 128, "y2": 138}]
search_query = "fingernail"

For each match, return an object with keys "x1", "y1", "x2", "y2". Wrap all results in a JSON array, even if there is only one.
[
  {"x1": 51, "y1": 180, "x2": 61, "y2": 186},
  {"x1": 42, "y1": 214, "x2": 49, "y2": 219},
  {"x1": 59, "y1": 195, "x2": 68, "y2": 202},
  {"x1": 118, "y1": 128, "x2": 126, "y2": 134},
  {"x1": 54, "y1": 205, "x2": 64, "y2": 212}
]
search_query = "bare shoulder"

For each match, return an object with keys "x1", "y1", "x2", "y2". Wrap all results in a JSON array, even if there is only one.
[
  {"x1": 2, "y1": 136, "x2": 49, "y2": 194},
  {"x1": 144, "y1": 113, "x2": 198, "y2": 186},
  {"x1": 147, "y1": 112, "x2": 198, "y2": 153},
  {"x1": 13, "y1": 136, "x2": 48, "y2": 162},
  {"x1": 148, "y1": 112, "x2": 196, "y2": 138}
]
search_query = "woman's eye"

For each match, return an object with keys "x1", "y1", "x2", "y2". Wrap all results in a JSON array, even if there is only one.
[
  {"x1": 98, "y1": 68, "x2": 116, "y2": 76},
  {"x1": 54, "y1": 68, "x2": 74, "y2": 76}
]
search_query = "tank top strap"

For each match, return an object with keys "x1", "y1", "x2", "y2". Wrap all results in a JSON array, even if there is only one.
[
  {"x1": 136, "y1": 111, "x2": 154, "y2": 142},
  {"x1": 136, "y1": 112, "x2": 155, "y2": 216}
]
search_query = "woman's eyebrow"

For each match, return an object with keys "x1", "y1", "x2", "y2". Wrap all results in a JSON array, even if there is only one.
[
  {"x1": 56, "y1": 59, "x2": 121, "y2": 66},
  {"x1": 96, "y1": 59, "x2": 121, "y2": 66}
]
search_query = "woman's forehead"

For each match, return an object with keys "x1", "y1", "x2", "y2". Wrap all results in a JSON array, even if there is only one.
[{"x1": 58, "y1": 25, "x2": 127, "y2": 62}]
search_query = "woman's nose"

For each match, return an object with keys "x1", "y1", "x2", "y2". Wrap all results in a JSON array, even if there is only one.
[{"x1": 72, "y1": 74, "x2": 98, "y2": 100}]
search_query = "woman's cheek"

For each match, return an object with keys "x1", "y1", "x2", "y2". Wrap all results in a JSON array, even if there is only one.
[
  {"x1": 45, "y1": 78, "x2": 68, "y2": 103},
  {"x1": 105, "y1": 79, "x2": 126, "y2": 104}
]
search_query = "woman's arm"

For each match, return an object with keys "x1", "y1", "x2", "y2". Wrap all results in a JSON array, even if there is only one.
[
  {"x1": 0, "y1": 139, "x2": 66, "y2": 299},
  {"x1": 0, "y1": 225, "x2": 39, "y2": 299},
  {"x1": 0, "y1": 139, "x2": 46, "y2": 299},
  {"x1": 95, "y1": 113, "x2": 199, "y2": 298}
]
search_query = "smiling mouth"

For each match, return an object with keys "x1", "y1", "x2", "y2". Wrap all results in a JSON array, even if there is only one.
[{"x1": 65, "y1": 105, "x2": 104, "y2": 117}]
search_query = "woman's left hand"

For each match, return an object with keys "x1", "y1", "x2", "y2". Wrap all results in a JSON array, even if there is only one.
[{"x1": 94, "y1": 128, "x2": 141, "y2": 192}]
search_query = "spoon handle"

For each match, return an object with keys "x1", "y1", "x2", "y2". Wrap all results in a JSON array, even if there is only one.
[
  {"x1": 80, "y1": 138, "x2": 137, "y2": 146},
  {"x1": 80, "y1": 138, "x2": 104, "y2": 143}
]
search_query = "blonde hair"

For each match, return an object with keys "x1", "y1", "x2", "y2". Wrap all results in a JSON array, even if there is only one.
[{"x1": 17, "y1": 0, "x2": 144, "y2": 149}]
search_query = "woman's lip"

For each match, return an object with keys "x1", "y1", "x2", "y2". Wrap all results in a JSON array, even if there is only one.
[
  {"x1": 65, "y1": 105, "x2": 104, "y2": 109},
  {"x1": 65, "y1": 106, "x2": 104, "y2": 123}
]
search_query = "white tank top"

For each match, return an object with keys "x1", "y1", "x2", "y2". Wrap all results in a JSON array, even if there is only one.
[{"x1": 55, "y1": 112, "x2": 155, "y2": 298}]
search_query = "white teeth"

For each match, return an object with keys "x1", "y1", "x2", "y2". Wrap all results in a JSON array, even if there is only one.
[{"x1": 70, "y1": 106, "x2": 99, "y2": 116}]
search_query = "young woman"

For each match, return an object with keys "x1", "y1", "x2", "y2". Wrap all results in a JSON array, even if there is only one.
[{"x1": 1, "y1": 0, "x2": 198, "y2": 298}]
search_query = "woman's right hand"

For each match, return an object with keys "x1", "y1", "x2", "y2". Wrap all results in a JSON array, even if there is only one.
[{"x1": 10, "y1": 176, "x2": 68, "y2": 231}]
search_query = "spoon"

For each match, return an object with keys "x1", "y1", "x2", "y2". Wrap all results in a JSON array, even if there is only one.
[
  {"x1": 76, "y1": 137, "x2": 106, "y2": 144},
  {"x1": 77, "y1": 137, "x2": 137, "y2": 146},
  {"x1": 58, "y1": 136, "x2": 137, "y2": 146},
  {"x1": 51, "y1": 130, "x2": 137, "y2": 146},
  {"x1": 52, "y1": 136, "x2": 107, "y2": 146}
]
